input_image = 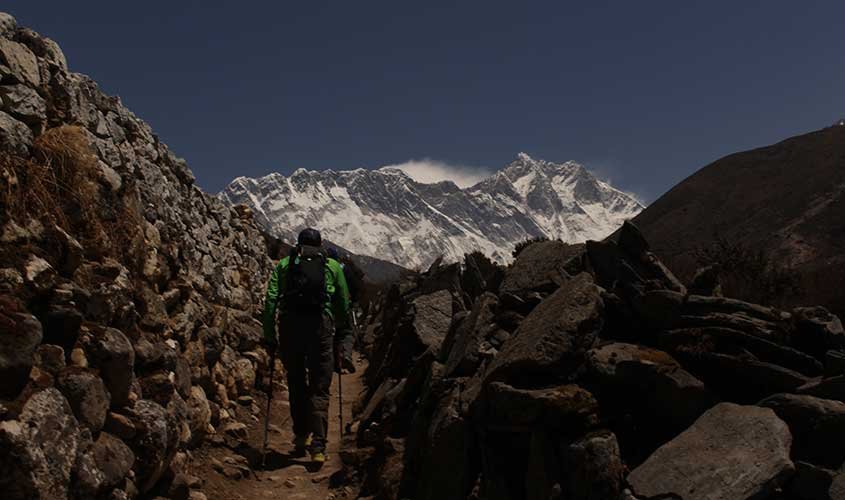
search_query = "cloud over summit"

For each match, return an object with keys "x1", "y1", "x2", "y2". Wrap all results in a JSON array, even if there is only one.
[{"x1": 381, "y1": 159, "x2": 492, "y2": 188}]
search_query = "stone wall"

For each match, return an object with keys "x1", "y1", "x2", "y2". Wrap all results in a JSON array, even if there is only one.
[{"x1": 0, "y1": 12, "x2": 276, "y2": 499}]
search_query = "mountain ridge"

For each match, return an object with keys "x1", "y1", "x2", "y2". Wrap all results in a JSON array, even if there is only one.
[{"x1": 221, "y1": 154, "x2": 643, "y2": 269}]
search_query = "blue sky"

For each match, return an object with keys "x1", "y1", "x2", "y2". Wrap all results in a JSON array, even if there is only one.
[{"x1": 6, "y1": 1, "x2": 844, "y2": 201}]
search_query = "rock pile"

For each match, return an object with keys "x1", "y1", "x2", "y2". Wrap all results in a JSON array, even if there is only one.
[
  {"x1": 0, "y1": 12, "x2": 276, "y2": 499},
  {"x1": 351, "y1": 223, "x2": 845, "y2": 500}
]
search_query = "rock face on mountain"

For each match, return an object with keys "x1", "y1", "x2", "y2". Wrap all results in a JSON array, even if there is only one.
[
  {"x1": 634, "y1": 125, "x2": 845, "y2": 319},
  {"x1": 349, "y1": 221, "x2": 845, "y2": 500},
  {"x1": 221, "y1": 153, "x2": 643, "y2": 269},
  {"x1": 0, "y1": 13, "x2": 276, "y2": 499}
]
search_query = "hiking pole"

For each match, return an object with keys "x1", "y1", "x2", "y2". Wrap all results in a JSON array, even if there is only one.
[
  {"x1": 262, "y1": 346, "x2": 277, "y2": 469},
  {"x1": 338, "y1": 367, "x2": 344, "y2": 438}
]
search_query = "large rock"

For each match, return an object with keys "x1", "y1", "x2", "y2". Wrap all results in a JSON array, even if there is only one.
[
  {"x1": 0, "y1": 12, "x2": 15, "y2": 38},
  {"x1": 793, "y1": 306, "x2": 845, "y2": 357},
  {"x1": 0, "y1": 296, "x2": 42, "y2": 398},
  {"x1": 483, "y1": 381, "x2": 598, "y2": 431},
  {"x1": 87, "y1": 326, "x2": 135, "y2": 407},
  {"x1": 500, "y1": 240, "x2": 583, "y2": 296},
  {"x1": 0, "y1": 84, "x2": 46, "y2": 125},
  {"x1": 128, "y1": 399, "x2": 174, "y2": 493},
  {"x1": 0, "y1": 38, "x2": 40, "y2": 86},
  {"x1": 443, "y1": 292, "x2": 499, "y2": 377},
  {"x1": 585, "y1": 343, "x2": 715, "y2": 432},
  {"x1": 628, "y1": 403, "x2": 794, "y2": 500},
  {"x1": 186, "y1": 385, "x2": 211, "y2": 446},
  {"x1": 562, "y1": 431, "x2": 624, "y2": 500},
  {"x1": 91, "y1": 432, "x2": 135, "y2": 493},
  {"x1": 0, "y1": 388, "x2": 82, "y2": 500},
  {"x1": 485, "y1": 273, "x2": 602, "y2": 385},
  {"x1": 56, "y1": 367, "x2": 111, "y2": 433},
  {"x1": 760, "y1": 393, "x2": 845, "y2": 469},
  {"x1": 0, "y1": 109, "x2": 32, "y2": 155}
]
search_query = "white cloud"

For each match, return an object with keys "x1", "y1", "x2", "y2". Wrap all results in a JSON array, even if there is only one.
[{"x1": 381, "y1": 159, "x2": 493, "y2": 188}]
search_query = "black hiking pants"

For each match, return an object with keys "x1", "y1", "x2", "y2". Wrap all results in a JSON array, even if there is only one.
[{"x1": 278, "y1": 312, "x2": 334, "y2": 450}]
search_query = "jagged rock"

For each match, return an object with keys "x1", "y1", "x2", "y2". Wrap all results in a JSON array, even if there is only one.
[
  {"x1": 0, "y1": 388, "x2": 82, "y2": 500},
  {"x1": 585, "y1": 343, "x2": 715, "y2": 434},
  {"x1": 174, "y1": 355, "x2": 192, "y2": 398},
  {"x1": 87, "y1": 326, "x2": 135, "y2": 407},
  {"x1": 34, "y1": 343, "x2": 65, "y2": 375},
  {"x1": 0, "y1": 38, "x2": 40, "y2": 86},
  {"x1": 0, "y1": 108, "x2": 31, "y2": 155},
  {"x1": 443, "y1": 293, "x2": 499, "y2": 377},
  {"x1": 793, "y1": 306, "x2": 845, "y2": 357},
  {"x1": 89, "y1": 432, "x2": 135, "y2": 495},
  {"x1": 828, "y1": 350, "x2": 845, "y2": 377},
  {"x1": 56, "y1": 367, "x2": 111, "y2": 433},
  {"x1": 483, "y1": 382, "x2": 598, "y2": 431},
  {"x1": 628, "y1": 403, "x2": 794, "y2": 500},
  {"x1": 0, "y1": 84, "x2": 45, "y2": 125},
  {"x1": 23, "y1": 254, "x2": 56, "y2": 292},
  {"x1": 139, "y1": 372, "x2": 176, "y2": 406},
  {"x1": 798, "y1": 375, "x2": 845, "y2": 403},
  {"x1": 0, "y1": 12, "x2": 15, "y2": 38},
  {"x1": 186, "y1": 385, "x2": 211, "y2": 446},
  {"x1": 759, "y1": 393, "x2": 845, "y2": 469},
  {"x1": 15, "y1": 27, "x2": 67, "y2": 70},
  {"x1": 0, "y1": 296, "x2": 42, "y2": 398},
  {"x1": 500, "y1": 240, "x2": 583, "y2": 296},
  {"x1": 128, "y1": 399, "x2": 175, "y2": 493},
  {"x1": 786, "y1": 461, "x2": 838, "y2": 500},
  {"x1": 562, "y1": 431, "x2": 624, "y2": 500},
  {"x1": 485, "y1": 273, "x2": 602, "y2": 385}
]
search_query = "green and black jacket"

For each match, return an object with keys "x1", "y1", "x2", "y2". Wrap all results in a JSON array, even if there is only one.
[{"x1": 262, "y1": 254, "x2": 351, "y2": 343}]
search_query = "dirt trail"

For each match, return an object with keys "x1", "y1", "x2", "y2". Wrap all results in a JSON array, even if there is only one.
[{"x1": 191, "y1": 360, "x2": 366, "y2": 500}]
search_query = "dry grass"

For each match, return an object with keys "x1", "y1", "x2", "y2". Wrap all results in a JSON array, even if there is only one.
[{"x1": 1, "y1": 125, "x2": 143, "y2": 263}]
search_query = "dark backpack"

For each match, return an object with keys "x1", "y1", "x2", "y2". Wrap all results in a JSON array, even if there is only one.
[{"x1": 283, "y1": 245, "x2": 327, "y2": 313}]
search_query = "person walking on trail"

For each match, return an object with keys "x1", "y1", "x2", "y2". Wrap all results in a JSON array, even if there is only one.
[{"x1": 262, "y1": 228, "x2": 352, "y2": 464}]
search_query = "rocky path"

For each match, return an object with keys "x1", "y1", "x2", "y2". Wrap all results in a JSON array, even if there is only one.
[{"x1": 188, "y1": 360, "x2": 365, "y2": 500}]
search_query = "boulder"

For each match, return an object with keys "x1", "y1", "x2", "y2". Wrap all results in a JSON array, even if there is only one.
[
  {"x1": 798, "y1": 375, "x2": 845, "y2": 403},
  {"x1": 91, "y1": 432, "x2": 135, "y2": 493},
  {"x1": 562, "y1": 431, "x2": 624, "y2": 500},
  {"x1": 88, "y1": 326, "x2": 135, "y2": 407},
  {"x1": 0, "y1": 84, "x2": 46, "y2": 125},
  {"x1": 128, "y1": 399, "x2": 174, "y2": 493},
  {"x1": 585, "y1": 343, "x2": 715, "y2": 434},
  {"x1": 15, "y1": 27, "x2": 68, "y2": 70},
  {"x1": 485, "y1": 273, "x2": 602, "y2": 385},
  {"x1": 500, "y1": 240, "x2": 582, "y2": 296},
  {"x1": 56, "y1": 367, "x2": 111, "y2": 433},
  {"x1": 0, "y1": 12, "x2": 15, "y2": 38},
  {"x1": 443, "y1": 293, "x2": 499, "y2": 377},
  {"x1": 0, "y1": 101, "x2": 32, "y2": 155},
  {"x1": 759, "y1": 393, "x2": 845, "y2": 469},
  {"x1": 483, "y1": 381, "x2": 598, "y2": 432},
  {"x1": 793, "y1": 307, "x2": 845, "y2": 357},
  {"x1": 186, "y1": 385, "x2": 211, "y2": 446},
  {"x1": 628, "y1": 403, "x2": 794, "y2": 500},
  {"x1": 0, "y1": 296, "x2": 42, "y2": 398},
  {"x1": 0, "y1": 388, "x2": 82, "y2": 499},
  {"x1": 0, "y1": 38, "x2": 40, "y2": 86}
]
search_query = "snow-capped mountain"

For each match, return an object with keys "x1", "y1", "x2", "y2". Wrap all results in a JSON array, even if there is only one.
[{"x1": 220, "y1": 153, "x2": 644, "y2": 269}]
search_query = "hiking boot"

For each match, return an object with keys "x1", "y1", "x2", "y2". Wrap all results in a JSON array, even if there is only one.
[
  {"x1": 292, "y1": 434, "x2": 312, "y2": 456},
  {"x1": 309, "y1": 441, "x2": 327, "y2": 464}
]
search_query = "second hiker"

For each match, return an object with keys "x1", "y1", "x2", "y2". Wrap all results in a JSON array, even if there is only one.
[{"x1": 262, "y1": 228, "x2": 352, "y2": 464}]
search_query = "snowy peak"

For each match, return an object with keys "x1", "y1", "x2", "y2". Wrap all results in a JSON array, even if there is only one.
[{"x1": 220, "y1": 155, "x2": 644, "y2": 269}]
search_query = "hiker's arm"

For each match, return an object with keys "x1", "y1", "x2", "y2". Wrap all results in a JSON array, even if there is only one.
[
  {"x1": 332, "y1": 261, "x2": 352, "y2": 332},
  {"x1": 262, "y1": 261, "x2": 282, "y2": 342}
]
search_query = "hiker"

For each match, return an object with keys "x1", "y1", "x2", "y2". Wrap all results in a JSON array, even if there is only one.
[
  {"x1": 262, "y1": 228, "x2": 352, "y2": 463},
  {"x1": 326, "y1": 247, "x2": 364, "y2": 373}
]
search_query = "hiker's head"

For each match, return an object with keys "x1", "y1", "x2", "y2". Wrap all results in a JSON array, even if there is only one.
[
  {"x1": 327, "y1": 247, "x2": 339, "y2": 260},
  {"x1": 297, "y1": 227, "x2": 322, "y2": 247}
]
